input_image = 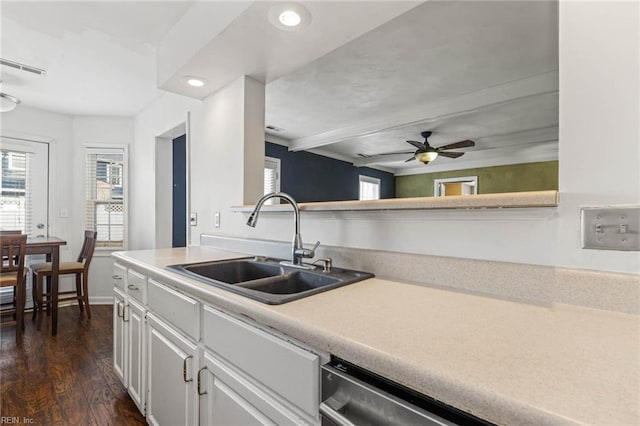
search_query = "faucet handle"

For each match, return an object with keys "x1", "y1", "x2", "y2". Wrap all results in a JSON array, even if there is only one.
[
  {"x1": 311, "y1": 240, "x2": 320, "y2": 253},
  {"x1": 295, "y1": 240, "x2": 320, "y2": 259}
]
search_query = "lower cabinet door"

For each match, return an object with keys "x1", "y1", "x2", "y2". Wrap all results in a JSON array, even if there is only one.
[
  {"x1": 113, "y1": 288, "x2": 128, "y2": 387},
  {"x1": 127, "y1": 298, "x2": 146, "y2": 414},
  {"x1": 147, "y1": 313, "x2": 199, "y2": 426},
  {"x1": 200, "y1": 351, "x2": 310, "y2": 426}
]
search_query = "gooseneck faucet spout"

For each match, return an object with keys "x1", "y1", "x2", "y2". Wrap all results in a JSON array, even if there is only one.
[{"x1": 246, "y1": 192, "x2": 318, "y2": 268}]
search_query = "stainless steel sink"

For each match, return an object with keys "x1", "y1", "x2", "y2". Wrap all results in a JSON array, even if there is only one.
[
  {"x1": 180, "y1": 260, "x2": 283, "y2": 284},
  {"x1": 167, "y1": 257, "x2": 373, "y2": 304}
]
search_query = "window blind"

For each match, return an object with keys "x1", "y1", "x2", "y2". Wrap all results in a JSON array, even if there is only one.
[
  {"x1": 359, "y1": 175, "x2": 380, "y2": 201},
  {"x1": 264, "y1": 157, "x2": 280, "y2": 205},
  {"x1": 0, "y1": 149, "x2": 32, "y2": 234},
  {"x1": 85, "y1": 149, "x2": 125, "y2": 248}
]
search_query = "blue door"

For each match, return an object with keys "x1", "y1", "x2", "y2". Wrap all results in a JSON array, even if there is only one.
[{"x1": 172, "y1": 135, "x2": 187, "y2": 247}]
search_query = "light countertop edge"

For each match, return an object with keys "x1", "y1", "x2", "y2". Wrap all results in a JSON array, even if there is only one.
[{"x1": 230, "y1": 190, "x2": 559, "y2": 212}]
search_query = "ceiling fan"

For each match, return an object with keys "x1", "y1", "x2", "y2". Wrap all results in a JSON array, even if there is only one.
[{"x1": 368, "y1": 131, "x2": 475, "y2": 164}]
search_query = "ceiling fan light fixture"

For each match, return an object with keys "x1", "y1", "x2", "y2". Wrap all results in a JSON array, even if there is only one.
[
  {"x1": 415, "y1": 150, "x2": 438, "y2": 163},
  {"x1": 0, "y1": 92, "x2": 21, "y2": 113}
]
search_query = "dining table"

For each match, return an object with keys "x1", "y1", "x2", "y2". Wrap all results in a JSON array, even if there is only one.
[{"x1": 26, "y1": 236, "x2": 67, "y2": 336}]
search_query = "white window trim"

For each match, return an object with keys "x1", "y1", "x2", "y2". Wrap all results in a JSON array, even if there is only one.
[
  {"x1": 359, "y1": 175, "x2": 381, "y2": 201},
  {"x1": 85, "y1": 144, "x2": 129, "y2": 252},
  {"x1": 434, "y1": 176, "x2": 478, "y2": 197},
  {"x1": 265, "y1": 156, "x2": 281, "y2": 193},
  {"x1": 264, "y1": 156, "x2": 281, "y2": 205}
]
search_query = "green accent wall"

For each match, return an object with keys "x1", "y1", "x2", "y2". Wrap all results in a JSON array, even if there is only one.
[{"x1": 396, "y1": 161, "x2": 559, "y2": 198}]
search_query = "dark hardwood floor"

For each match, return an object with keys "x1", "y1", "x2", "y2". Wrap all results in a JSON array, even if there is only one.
[{"x1": 1, "y1": 305, "x2": 146, "y2": 425}]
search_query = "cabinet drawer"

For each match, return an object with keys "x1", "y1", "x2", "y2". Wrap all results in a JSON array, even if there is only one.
[
  {"x1": 126, "y1": 269, "x2": 147, "y2": 303},
  {"x1": 147, "y1": 279, "x2": 199, "y2": 340},
  {"x1": 203, "y1": 306, "x2": 319, "y2": 419},
  {"x1": 112, "y1": 263, "x2": 127, "y2": 290}
]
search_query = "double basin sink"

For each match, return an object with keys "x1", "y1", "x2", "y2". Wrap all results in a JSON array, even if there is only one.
[{"x1": 167, "y1": 257, "x2": 374, "y2": 304}]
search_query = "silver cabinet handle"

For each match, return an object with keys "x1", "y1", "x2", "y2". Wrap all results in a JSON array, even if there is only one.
[
  {"x1": 112, "y1": 274, "x2": 122, "y2": 280},
  {"x1": 319, "y1": 402, "x2": 356, "y2": 426},
  {"x1": 127, "y1": 284, "x2": 139, "y2": 291},
  {"x1": 122, "y1": 304, "x2": 129, "y2": 322},
  {"x1": 183, "y1": 355, "x2": 194, "y2": 383},
  {"x1": 117, "y1": 302, "x2": 123, "y2": 318},
  {"x1": 197, "y1": 366, "x2": 208, "y2": 395}
]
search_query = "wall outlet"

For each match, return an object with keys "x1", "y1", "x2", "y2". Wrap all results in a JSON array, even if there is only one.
[
  {"x1": 581, "y1": 207, "x2": 640, "y2": 251},
  {"x1": 214, "y1": 212, "x2": 220, "y2": 228},
  {"x1": 189, "y1": 212, "x2": 197, "y2": 227}
]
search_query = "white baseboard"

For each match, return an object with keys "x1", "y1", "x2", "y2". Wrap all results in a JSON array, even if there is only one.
[{"x1": 89, "y1": 296, "x2": 113, "y2": 305}]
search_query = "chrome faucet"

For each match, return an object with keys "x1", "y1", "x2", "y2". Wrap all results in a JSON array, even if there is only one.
[{"x1": 246, "y1": 192, "x2": 319, "y2": 269}]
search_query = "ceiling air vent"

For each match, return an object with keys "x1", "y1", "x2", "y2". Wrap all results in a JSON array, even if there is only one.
[{"x1": 0, "y1": 58, "x2": 46, "y2": 76}]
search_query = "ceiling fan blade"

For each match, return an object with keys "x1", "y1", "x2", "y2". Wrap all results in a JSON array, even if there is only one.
[
  {"x1": 406, "y1": 140, "x2": 426, "y2": 150},
  {"x1": 404, "y1": 156, "x2": 416, "y2": 162},
  {"x1": 375, "y1": 151, "x2": 415, "y2": 156},
  {"x1": 438, "y1": 151, "x2": 465, "y2": 158},
  {"x1": 437, "y1": 140, "x2": 475, "y2": 150}
]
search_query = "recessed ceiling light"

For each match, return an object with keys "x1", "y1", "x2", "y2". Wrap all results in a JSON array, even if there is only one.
[
  {"x1": 185, "y1": 76, "x2": 206, "y2": 87},
  {"x1": 268, "y1": 3, "x2": 311, "y2": 32},
  {"x1": 279, "y1": 10, "x2": 301, "y2": 27}
]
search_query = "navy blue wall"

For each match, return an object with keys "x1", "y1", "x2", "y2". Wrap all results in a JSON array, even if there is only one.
[{"x1": 265, "y1": 142, "x2": 395, "y2": 203}]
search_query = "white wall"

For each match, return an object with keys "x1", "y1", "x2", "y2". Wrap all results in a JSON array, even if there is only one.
[
  {"x1": 188, "y1": 76, "x2": 265, "y2": 239},
  {"x1": 0, "y1": 108, "x2": 135, "y2": 303},
  {"x1": 1, "y1": 106, "x2": 75, "y2": 256},
  {"x1": 131, "y1": 91, "x2": 199, "y2": 250},
  {"x1": 132, "y1": 1, "x2": 639, "y2": 276},
  {"x1": 71, "y1": 116, "x2": 134, "y2": 302}
]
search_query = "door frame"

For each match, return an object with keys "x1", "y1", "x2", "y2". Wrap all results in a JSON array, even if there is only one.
[
  {"x1": 0, "y1": 130, "x2": 54, "y2": 236},
  {"x1": 155, "y1": 117, "x2": 190, "y2": 248}
]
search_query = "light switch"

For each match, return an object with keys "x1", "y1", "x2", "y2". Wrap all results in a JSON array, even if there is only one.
[
  {"x1": 214, "y1": 212, "x2": 220, "y2": 228},
  {"x1": 581, "y1": 207, "x2": 640, "y2": 251},
  {"x1": 189, "y1": 212, "x2": 197, "y2": 227}
]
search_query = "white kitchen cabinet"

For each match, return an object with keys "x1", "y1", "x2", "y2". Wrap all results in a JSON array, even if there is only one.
[
  {"x1": 147, "y1": 312, "x2": 199, "y2": 426},
  {"x1": 112, "y1": 259, "x2": 323, "y2": 425},
  {"x1": 113, "y1": 287, "x2": 128, "y2": 387},
  {"x1": 127, "y1": 297, "x2": 146, "y2": 414},
  {"x1": 199, "y1": 351, "x2": 309, "y2": 426},
  {"x1": 126, "y1": 268, "x2": 147, "y2": 304},
  {"x1": 202, "y1": 305, "x2": 320, "y2": 424}
]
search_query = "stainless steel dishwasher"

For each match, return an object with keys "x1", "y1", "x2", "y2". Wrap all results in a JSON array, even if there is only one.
[{"x1": 321, "y1": 358, "x2": 491, "y2": 426}]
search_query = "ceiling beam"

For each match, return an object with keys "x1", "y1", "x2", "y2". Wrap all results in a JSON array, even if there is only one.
[{"x1": 288, "y1": 71, "x2": 559, "y2": 152}]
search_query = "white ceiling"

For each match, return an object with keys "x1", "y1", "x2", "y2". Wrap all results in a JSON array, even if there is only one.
[
  {"x1": 264, "y1": 0, "x2": 559, "y2": 173},
  {"x1": 0, "y1": 1, "x2": 191, "y2": 116},
  {"x1": 0, "y1": 1, "x2": 559, "y2": 174}
]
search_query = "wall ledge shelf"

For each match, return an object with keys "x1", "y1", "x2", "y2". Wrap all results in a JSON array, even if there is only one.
[{"x1": 231, "y1": 190, "x2": 559, "y2": 213}]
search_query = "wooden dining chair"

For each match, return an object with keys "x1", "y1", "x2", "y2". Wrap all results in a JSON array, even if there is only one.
[
  {"x1": 0, "y1": 234, "x2": 28, "y2": 343},
  {"x1": 31, "y1": 230, "x2": 97, "y2": 327}
]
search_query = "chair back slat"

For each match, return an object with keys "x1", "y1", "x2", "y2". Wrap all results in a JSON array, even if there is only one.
[
  {"x1": 1, "y1": 234, "x2": 27, "y2": 277},
  {"x1": 77, "y1": 230, "x2": 98, "y2": 269}
]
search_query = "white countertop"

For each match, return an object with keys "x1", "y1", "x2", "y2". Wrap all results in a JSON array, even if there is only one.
[{"x1": 113, "y1": 246, "x2": 640, "y2": 426}]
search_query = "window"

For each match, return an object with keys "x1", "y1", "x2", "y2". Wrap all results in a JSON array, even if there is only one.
[
  {"x1": 264, "y1": 157, "x2": 281, "y2": 205},
  {"x1": 434, "y1": 176, "x2": 478, "y2": 197},
  {"x1": 86, "y1": 148, "x2": 127, "y2": 248},
  {"x1": 0, "y1": 149, "x2": 30, "y2": 233},
  {"x1": 359, "y1": 175, "x2": 380, "y2": 201}
]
